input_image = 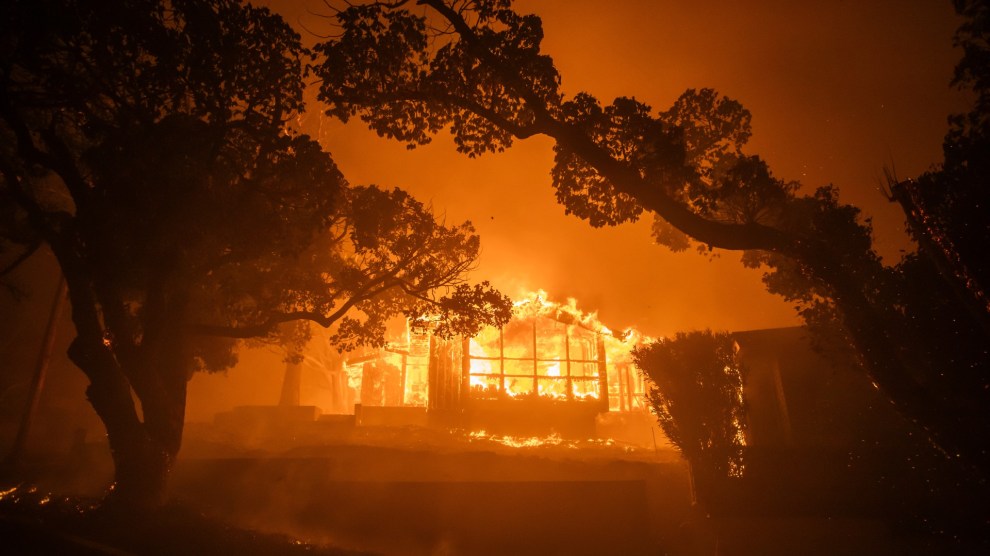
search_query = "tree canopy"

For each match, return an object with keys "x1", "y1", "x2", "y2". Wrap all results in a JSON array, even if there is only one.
[
  {"x1": 313, "y1": 0, "x2": 990, "y2": 476},
  {"x1": 0, "y1": 0, "x2": 511, "y2": 508}
]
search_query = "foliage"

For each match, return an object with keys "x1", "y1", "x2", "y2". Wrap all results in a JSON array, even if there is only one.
[
  {"x1": 0, "y1": 0, "x2": 511, "y2": 507},
  {"x1": 313, "y1": 0, "x2": 990, "y2": 475},
  {"x1": 633, "y1": 331, "x2": 747, "y2": 484},
  {"x1": 875, "y1": 0, "x2": 990, "y2": 439},
  {"x1": 199, "y1": 182, "x2": 512, "y2": 356},
  {"x1": 314, "y1": 1, "x2": 798, "y2": 246},
  {"x1": 893, "y1": 0, "x2": 990, "y2": 316}
]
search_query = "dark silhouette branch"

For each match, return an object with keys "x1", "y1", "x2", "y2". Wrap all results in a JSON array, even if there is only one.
[
  {"x1": 0, "y1": 238, "x2": 41, "y2": 278},
  {"x1": 0, "y1": 95, "x2": 92, "y2": 209},
  {"x1": 415, "y1": 0, "x2": 805, "y2": 254},
  {"x1": 190, "y1": 242, "x2": 427, "y2": 338},
  {"x1": 0, "y1": 161, "x2": 65, "y2": 245}
]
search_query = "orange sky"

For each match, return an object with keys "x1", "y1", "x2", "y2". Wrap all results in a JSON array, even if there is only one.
[{"x1": 267, "y1": 0, "x2": 970, "y2": 337}]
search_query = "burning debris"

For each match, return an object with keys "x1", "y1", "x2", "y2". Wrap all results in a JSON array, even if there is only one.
[{"x1": 466, "y1": 430, "x2": 626, "y2": 451}]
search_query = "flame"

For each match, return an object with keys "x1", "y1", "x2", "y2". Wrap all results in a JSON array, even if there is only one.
[
  {"x1": 327, "y1": 290, "x2": 653, "y2": 413},
  {"x1": 464, "y1": 290, "x2": 652, "y2": 408},
  {"x1": 468, "y1": 430, "x2": 564, "y2": 448},
  {"x1": 467, "y1": 430, "x2": 621, "y2": 450}
]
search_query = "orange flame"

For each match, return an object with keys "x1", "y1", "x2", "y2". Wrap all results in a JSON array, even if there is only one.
[{"x1": 465, "y1": 290, "x2": 651, "y2": 407}]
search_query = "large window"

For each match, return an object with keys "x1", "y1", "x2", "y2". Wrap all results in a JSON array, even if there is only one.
[
  {"x1": 466, "y1": 317, "x2": 605, "y2": 401},
  {"x1": 608, "y1": 362, "x2": 647, "y2": 411}
]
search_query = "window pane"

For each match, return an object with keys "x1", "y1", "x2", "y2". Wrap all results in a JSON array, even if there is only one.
[
  {"x1": 503, "y1": 359, "x2": 533, "y2": 378},
  {"x1": 572, "y1": 361, "x2": 599, "y2": 378},
  {"x1": 502, "y1": 319, "x2": 534, "y2": 358},
  {"x1": 572, "y1": 378, "x2": 600, "y2": 400},
  {"x1": 568, "y1": 327, "x2": 598, "y2": 360},
  {"x1": 469, "y1": 375, "x2": 501, "y2": 399},
  {"x1": 537, "y1": 377, "x2": 568, "y2": 399},
  {"x1": 470, "y1": 326, "x2": 501, "y2": 357},
  {"x1": 469, "y1": 356, "x2": 499, "y2": 377},
  {"x1": 505, "y1": 376, "x2": 534, "y2": 398},
  {"x1": 536, "y1": 360, "x2": 563, "y2": 377},
  {"x1": 536, "y1": 319, "x2": 567, "y2": 360},
  {"x1": 404, "y1": 361, "x2": 429, "y2": 407}
]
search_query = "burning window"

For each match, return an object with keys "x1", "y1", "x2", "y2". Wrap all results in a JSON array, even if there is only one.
[
  {"x1": 464, "y1": 292, "x2": 649, "y2": 411},
  {"x1": 339, "y1": 292, "x2": 650, "y2": 414},
  {"x1": 343, "y1": 324, "x2": 432, "y2": 408},
  {"x1": 466, "y1": 318, "x2": 605, "y2": 402}
]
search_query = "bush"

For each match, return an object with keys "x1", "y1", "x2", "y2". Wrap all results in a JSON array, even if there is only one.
[{"x1": 632, "y1": 330, "x2": 747, "y2": 498}]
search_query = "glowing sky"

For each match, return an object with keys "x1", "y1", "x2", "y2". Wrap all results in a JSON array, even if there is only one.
[{"x1": 267, "y1": 0, "x2": 969, "y2": 337}]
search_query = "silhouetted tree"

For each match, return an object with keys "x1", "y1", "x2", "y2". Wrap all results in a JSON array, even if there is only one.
[
  {"x1": 0, "y1": 0, "x2": 511, "y2": 509},
  {"x1": 632, "y1": 331, "x2": 746, "y2": 504},
  {"x1": 898, "y1": 0, "x2": 990, "y2": 309},
  {"x1": 312, "y1": 0, "x2": 990, "y2": 475},
  {"x1": 871, "y1": 0, "x2": 990, "y2": 477}
]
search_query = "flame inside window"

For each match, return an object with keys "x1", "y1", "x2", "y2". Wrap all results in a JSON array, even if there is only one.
[{"x1": 341, "y1": 290, "x2": 650, "y2": 412}]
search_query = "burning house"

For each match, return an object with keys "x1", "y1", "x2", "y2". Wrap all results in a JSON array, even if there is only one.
[{"x1": 318, "y1": 292, "x2": 651, "y2": 437}]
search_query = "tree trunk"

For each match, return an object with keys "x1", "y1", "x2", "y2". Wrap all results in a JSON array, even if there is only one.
[
  {"x1": 279, "y1": 359, "x2": 302, "y2": 406},
  {"x1": 103, "y1": 429, "x2": 172, "y2": 511},
  {"x1": 93, "y1": 385, "x2": 183, "y2": 511},
  {"x1": 69, "y1": 335, "x2": 183, "y2": 510}
]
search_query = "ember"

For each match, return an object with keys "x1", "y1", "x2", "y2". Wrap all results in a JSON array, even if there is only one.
[{"x1": 466, "y1": 430, "x2": 622, "y2": 450}]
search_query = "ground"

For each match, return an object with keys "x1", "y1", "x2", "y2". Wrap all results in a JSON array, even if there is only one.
[
  {"x1": 0, "y1": 484, "x2": 366, "y2": 555},
  {"x1": 2, "y1": 420, "x2": 987, "y2": 554}
]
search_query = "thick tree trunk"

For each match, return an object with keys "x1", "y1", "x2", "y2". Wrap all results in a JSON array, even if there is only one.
[
  {"x1": 91, "y1": 389, "x2": 182, "y2": 510},
  {"x1": 68, "y1": 335, "x2": 184, "y2": 510},
  {"x1": 102, "y1": 428, "x2": 172, "y2": 510}
]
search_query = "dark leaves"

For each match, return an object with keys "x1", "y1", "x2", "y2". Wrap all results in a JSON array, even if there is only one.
[{"x1": 633, "y1": 330, "x2": 747, "y2": 480}]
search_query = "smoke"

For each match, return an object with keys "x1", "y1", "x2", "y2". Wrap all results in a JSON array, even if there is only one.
[{"x1": 171, "y1": 426, "x2": 690, "y2": 555}]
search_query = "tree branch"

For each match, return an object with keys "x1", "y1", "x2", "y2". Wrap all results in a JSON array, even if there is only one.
[
  {"x1": 0, "y1": 161, "x2": 65, "y2": 245},
  {"x1": 415, "y1": 0, "x2": 802, "y2": 254},
  {"x1": 189, "y1": 243, "x2": 425, "y2": 339},
  {"x1": 0, "y1": 238, "x2": 41, "y2": 278}
]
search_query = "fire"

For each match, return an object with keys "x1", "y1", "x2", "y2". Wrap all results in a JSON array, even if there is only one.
[
  {"x1": 469, "y1": 430, "x2": 565, "y2": 448},
  {"x1": 464, "y1": 290, "x2": 651, "y2": 408},
  {"x1": 468, "y1": 337, "x2": 498, "y2": 394},
  {"x1": 467, "y1": 430, "x2": 621, "y2": 450},
  {"x1": 331, "y1": 289, "x2": 652, "y2": 413}
]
